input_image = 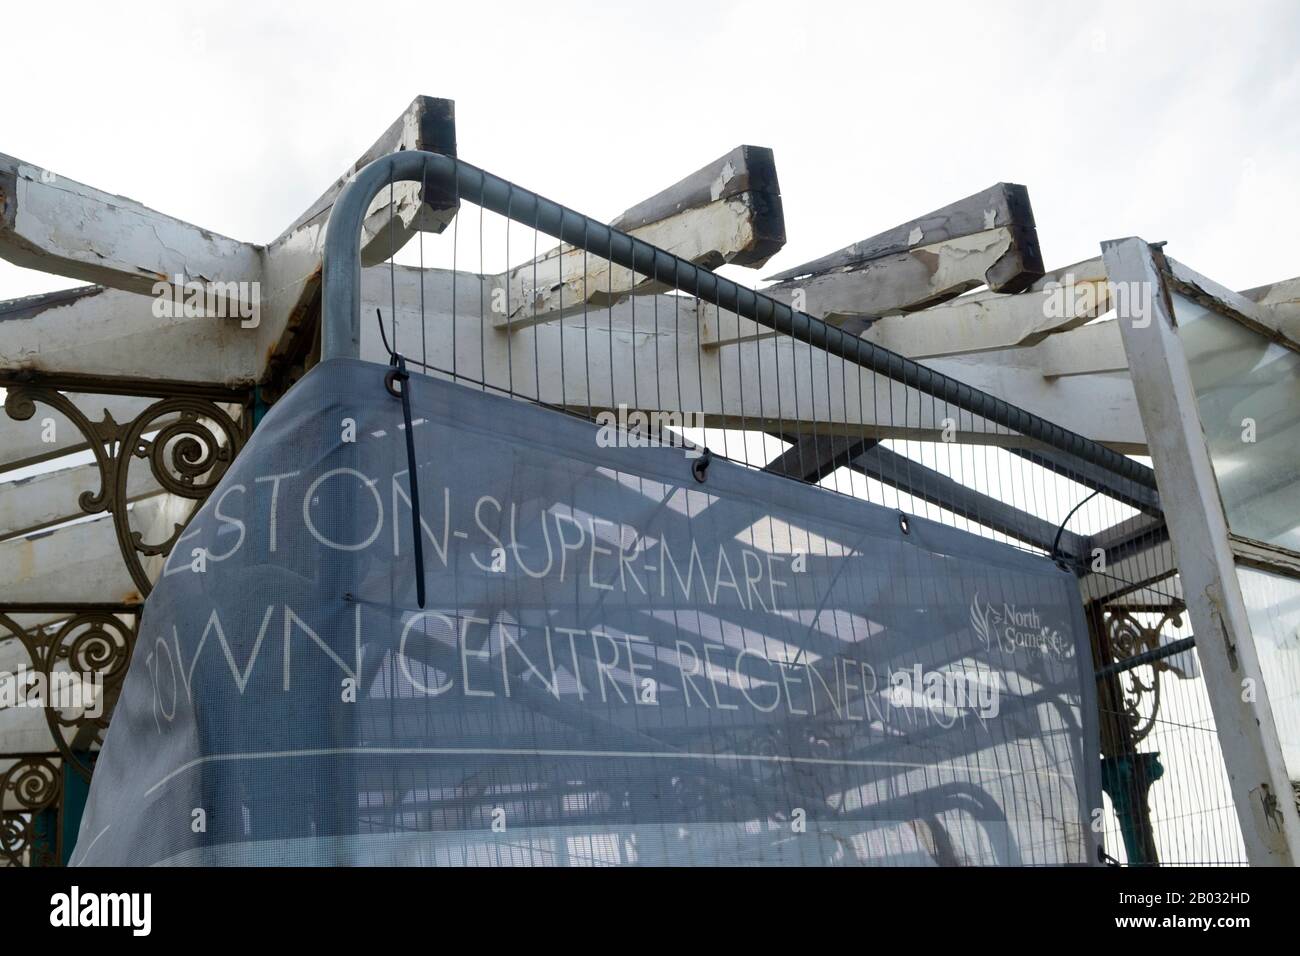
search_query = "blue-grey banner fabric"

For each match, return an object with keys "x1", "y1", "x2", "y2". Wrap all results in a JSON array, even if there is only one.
[{"x1": 76, "y1": 359, "x2": 1100, "y2": 866}]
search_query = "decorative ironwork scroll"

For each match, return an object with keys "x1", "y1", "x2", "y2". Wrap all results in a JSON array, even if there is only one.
[
  {"x1": 0, "y1": 608, "x2": 140, "y2": 781},
  {"x1": 3, "y1": 386, "x2": 247, "y2": 596},
  {"x1": 0, "y1": 757, "x2": 61, "y2": 867},
  {"x1": 1104, "y1": 606, "x2": 1186, "y2": 744}
]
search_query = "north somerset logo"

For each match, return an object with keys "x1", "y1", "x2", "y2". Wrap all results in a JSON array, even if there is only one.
[{"x1": 969, "y1": 592, "x2": 1072, "y2": 658}]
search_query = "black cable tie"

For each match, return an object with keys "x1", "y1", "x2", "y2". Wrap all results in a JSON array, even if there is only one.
[{"x1": 377, "y1": 309, "x2": 426, "y2": 608}]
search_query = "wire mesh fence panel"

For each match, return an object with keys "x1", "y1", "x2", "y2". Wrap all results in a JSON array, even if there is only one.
[{"x1": 73, "y1": 156, "x2": 1247, "y2": 866}]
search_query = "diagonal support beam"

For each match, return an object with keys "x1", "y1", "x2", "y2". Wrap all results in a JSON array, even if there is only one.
[
  {"x1": 846, "y1": 442, "x2": 1087, "y2": 560},
  {"x1": 741, "y1": 425, "x2": 1090, "y2": 562},
  {"x1": 1243, "y1": 275, "x2": 1300, "y2": 344},
  {"x1": 1168, "y1": 259, "x2": 1300, "y2": 355},
  {"x1": 1008, "y1": 444, "x2": 1161, "y2": 516},
  {"x1": 764, "y1": 431, "x2": 876, "y2": 484},
  {"x1": 0, "y1": 463, "x2": 161, "y2": 541}
]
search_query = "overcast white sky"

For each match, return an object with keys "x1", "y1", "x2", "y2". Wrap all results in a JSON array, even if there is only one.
[{"x1": 1, "y1": 0, "x2": 1297, "y2": 299}]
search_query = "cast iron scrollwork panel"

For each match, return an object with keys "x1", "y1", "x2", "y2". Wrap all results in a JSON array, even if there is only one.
[
  {"x1": 0, "y1": 610, "x2": 139, "y2": 782},
  {"x1": 2, "y1": 388, "x2": 245, "y2": 596},
  {"x1": 0, "y1": 758, "x2": 61, "y2": 867},
  {"x1": 1104, "y1": 607, "x2": 1184, "y2": 743}
]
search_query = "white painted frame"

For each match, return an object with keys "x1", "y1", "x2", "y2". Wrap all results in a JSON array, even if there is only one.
[{"x1": 1101, "y1": 237, "x2": 1300, "y2": 866}]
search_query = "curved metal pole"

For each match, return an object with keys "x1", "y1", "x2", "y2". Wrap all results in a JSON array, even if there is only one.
[{"x1": 321, "y1": 150, "x2": 1157, "y2": 491}]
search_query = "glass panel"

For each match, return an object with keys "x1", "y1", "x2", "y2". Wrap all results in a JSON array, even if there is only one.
[
  {"x1": 1236, "y1": 565, "x2": 1300, "y2": 778},
  {"x1": 1175, "y1": 294, "x2": 1300, "y2": 552}
]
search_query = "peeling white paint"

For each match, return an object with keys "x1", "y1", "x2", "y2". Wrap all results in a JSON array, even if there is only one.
[
  {"x1": 709, "y1": 160, "x2": 738, "y2": 202},
  {"x1": 497, "y1": 195, "x2": 763, "y2": 330}
]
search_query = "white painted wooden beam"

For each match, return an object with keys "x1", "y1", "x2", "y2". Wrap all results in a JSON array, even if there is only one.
[
  {"x1": 0, "y1": 511, "x2": 143, "y2": 604},
  {"x1": 768, "y1": 182, "x2": 1043, "y2": 288},
  {"x1": 0, "y1": 153, "x2": 262, "y2": 310},
  {"x1": 0, "y1": 394, "x2": 152, "y2": 473},
  {"x1": 923, "y1": 348, "x2": 1146, "y2": 452},
  {"x1": 0, "y1": 129, "x2": 783, "y2": 397},
  {"x1": 1243, "y1": 275, "x2": 1300, "y2": 342},
  {"x1": 0, "y1": 622, "x2": 111, "y2": 759},
  {"x1": 706, "y1": 198, "x2": 1053, "y2": 357},
  {"x1": 1034, "y1": 321, "x2": 1128, "y2": 378},
  {"x1": 706, "y1": 232, "x2": 1064, "y2": 357},
  {"x1": 698, "y1": 246, "x2": 1144, "y2": 448},
  {"x1": 0, "y1": 723, "x2": 68, "y2": 765},
  {"x1": 753, "y1": 182, "x2": 1043, "y2": 338},
  {"x1": 1168, "y1": 258, "x2": 1300, "y2": 354},
  {"x1": 1103, "y1": 236, "x2": 1300, "y2": 866},
  {"x1": 361, "y1": 264, "x2": 1036, "y2": 445},
  {"x1": 362, "y1": 263, "x2": 1153, "y2": 449},
  {"x1": 493, "y1": 145, "x2": 783, "y2": 331},
  {"x1": 765, "y1": 226, "x2": 1023, "y2": 329},
  {"x1": 1079, "y1": 527, "x2": 1177, "y2": 605},
  {"x1": 0, "y1": 464, "x2": 161, "y2": 541},
  {"x1": 1029, "y1": 267, "x2": 1300, "y2": 396},
  {"x1": 257, "y1": 95, "x2": 456, "y2": 385},
  {"x1": 0, "y1": 97, "x2": 457, "y2": 389},
  {"x1": 703, "y1": 227, "x2": 1027, "y2": 350},
  {"x1": 0, "y1": 490, "x2": 197, "y2": 600},
  {"x1": 857, "y1": 257, "x2": 1109, "y2": 360},
  {"x1": 0, "y1": 630, "x2": 34, "y2": 673},
  {"x1": 0, "y1": 276, "x2": 1144, "y2": 456},
  {"x1": 0, "y1": 285, "x2": 258, "y2": 386},
  {"x1": 840, "y1": 263, "x2": 1300, "y2": 375},
  {"x1": 280, "y1": 96, "x2": 458, "y2": 250},
  {"x1": 0, "y1": 269, "x2": 1143, "y2": 451}
]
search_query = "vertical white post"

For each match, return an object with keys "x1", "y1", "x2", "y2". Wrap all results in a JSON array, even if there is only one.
[{"x1": 1102, "y1": 237, "x2": 1300, "y2": 865}]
